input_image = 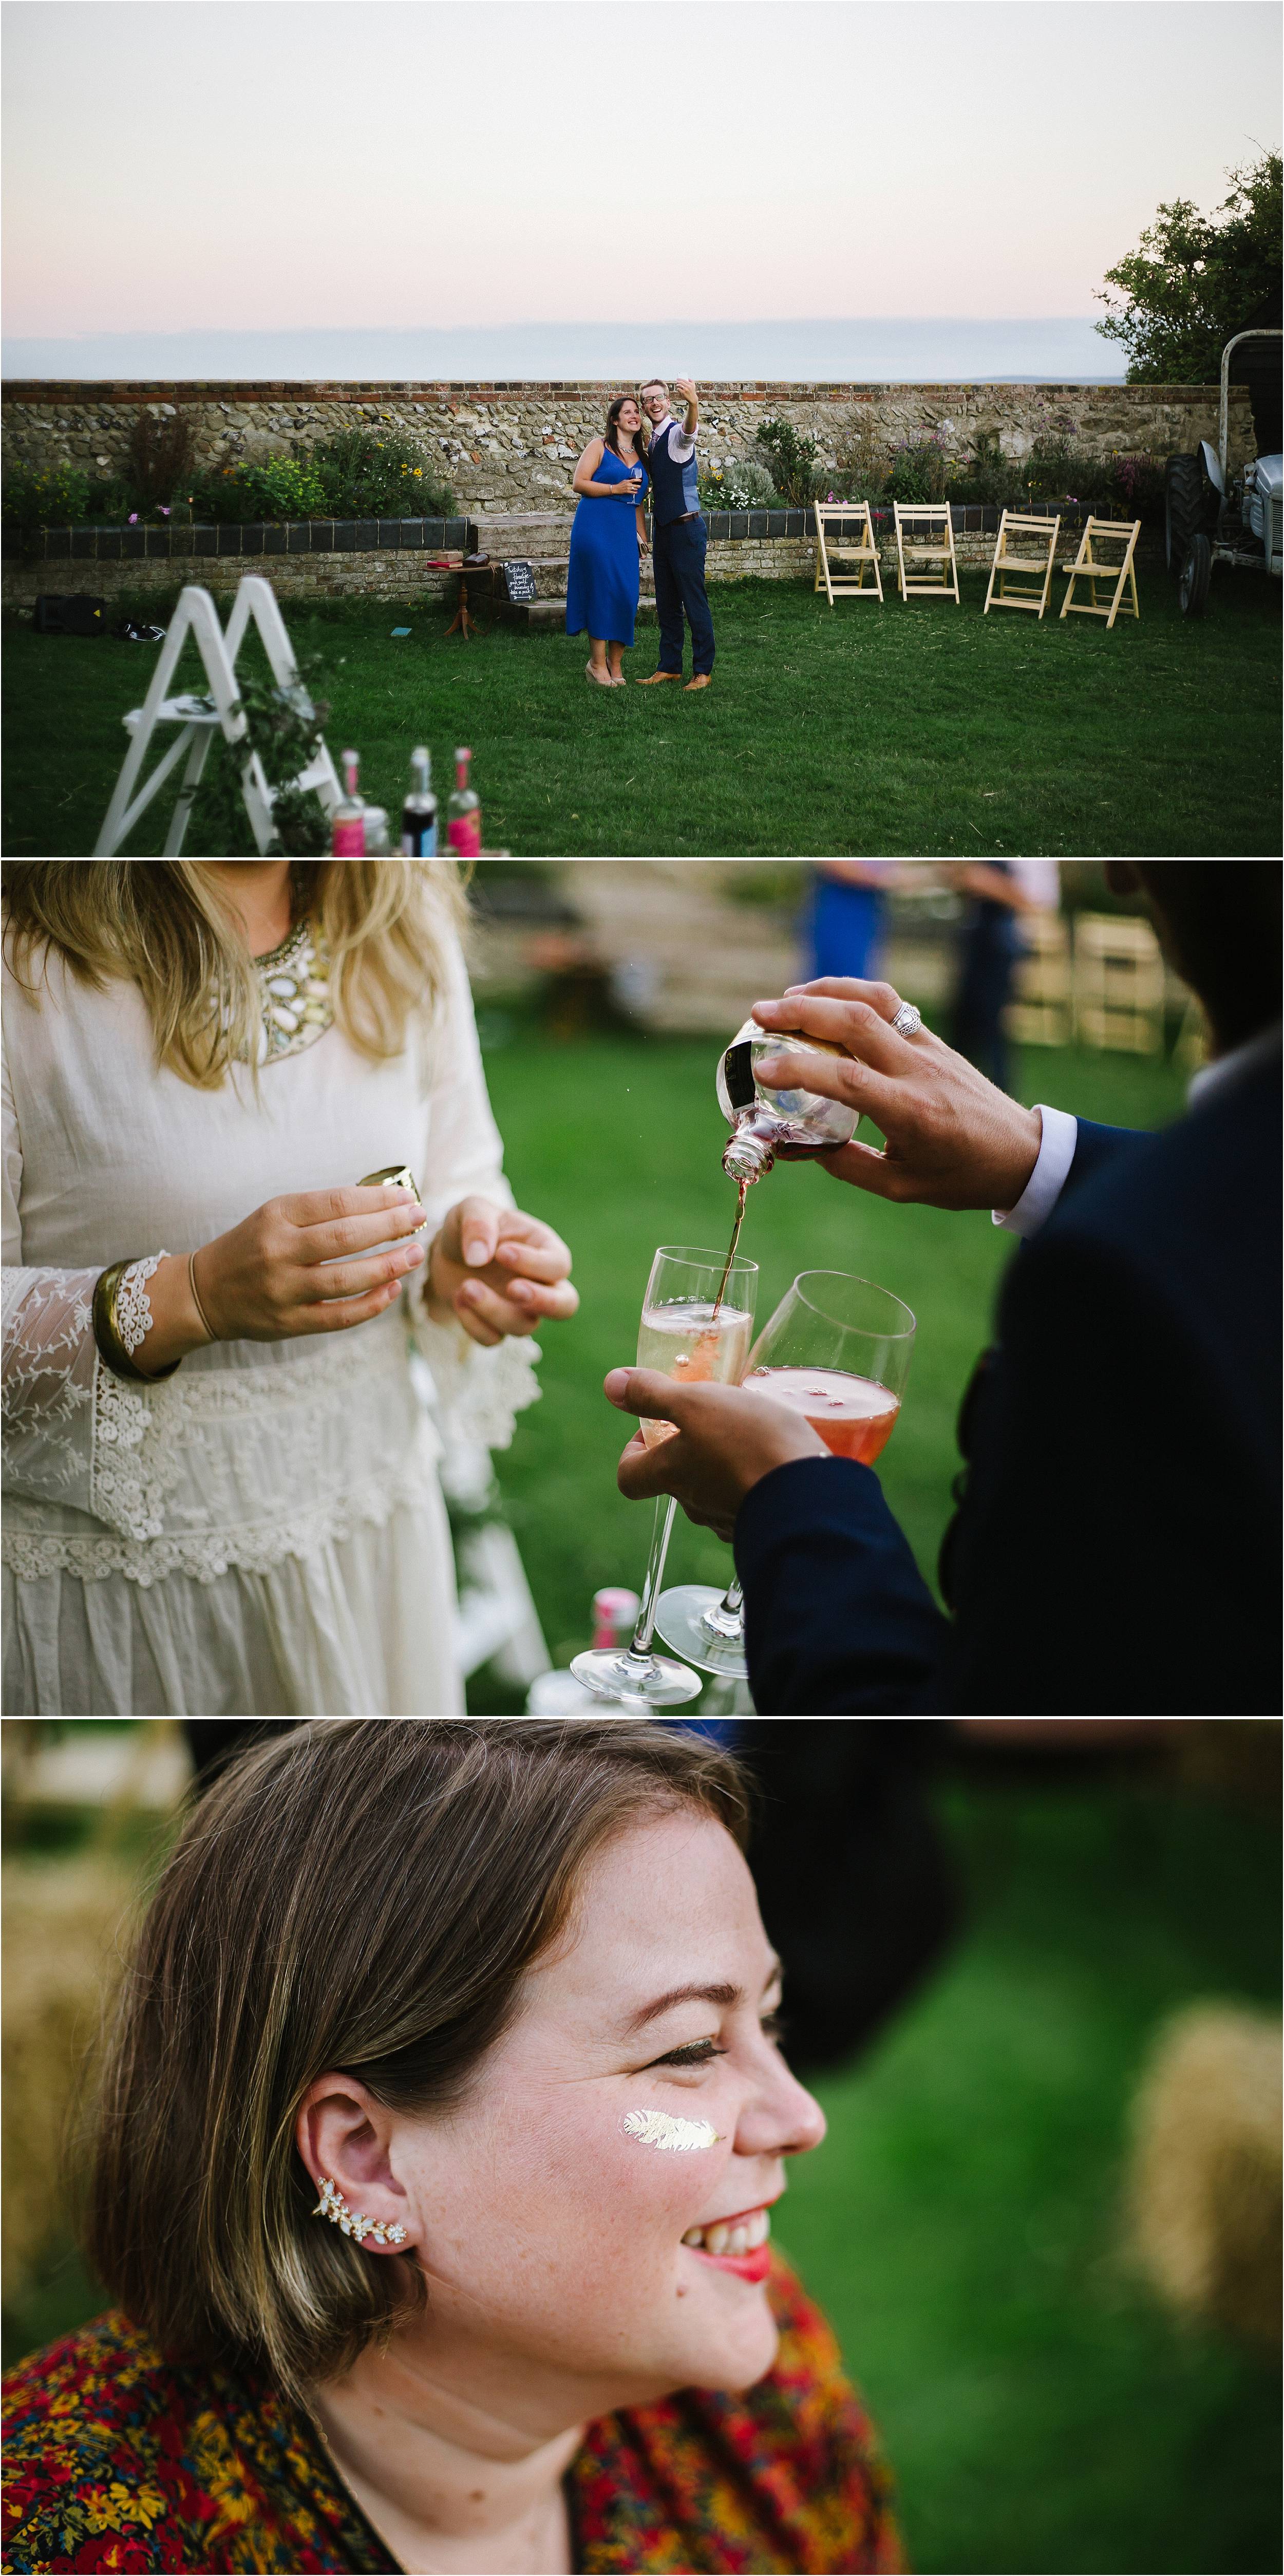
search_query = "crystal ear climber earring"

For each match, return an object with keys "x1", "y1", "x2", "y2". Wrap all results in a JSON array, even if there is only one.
[{"x1": 311, "y1": 2174, "x2": 407, "y2": 2247}]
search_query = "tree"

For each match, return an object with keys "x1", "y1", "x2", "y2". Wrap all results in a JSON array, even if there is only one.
[{"x1": 1095, "y1": 153, "x2": 1281, "y2": 381}]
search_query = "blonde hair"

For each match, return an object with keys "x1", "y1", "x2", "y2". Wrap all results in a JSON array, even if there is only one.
[{"x1": 1, "y1": 861, "x2": 469, "y2": 1089}]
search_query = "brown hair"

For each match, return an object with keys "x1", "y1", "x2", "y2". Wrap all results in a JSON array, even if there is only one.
[
  {"x1": 602, "y1": 394, "x2": 643, "y2": 459},
  {"x1": 1, "y1": 860, "x2": 468, "y2": 1090},
  {"x1": 84, "y1": 1719, "x2": 749, "y2": 2404}
]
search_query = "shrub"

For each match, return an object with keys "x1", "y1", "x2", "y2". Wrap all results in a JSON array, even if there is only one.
[
  {"x1": 946, "y1": 431, "x2": 1026, "y2": 510},
  {"x1": 310, "y1": 426, "x2": 456, "y2": 518},
  {"x1": 192, "y1": 658, "x2": 333, "y2": 855},
  {"x1": 824, "y1": 413, "x2": 891, "y2": 505},
  {"x1": 883, "y1": 430, "x2": 950, "y2": 504},
  {"x1": 698, "y1": 455, "x2": 779, "y2": 511},
  {"x1": 125, "y1": 408, "x2": 198, "y2": 509},
  {"x1": 3, "y1": 461, "x2": 91, "y2": 532},
  {"x1": 754, "y1": 417, "x2": 819, "y2": 506}
]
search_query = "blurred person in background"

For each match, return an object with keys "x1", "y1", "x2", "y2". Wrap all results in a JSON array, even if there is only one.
[
  {"x1": 1, "y1": 861, "x2": 577, "y2": 1720},
  {"x1": 805, "y1": 865, "x2": 898, "y2": 986},
  {"x1": 947, "y1": 862, "x2": 1046, "y2": 1094},
  {"x1": 607, "y1": 863, "x2": 1280, "y2": 1716},
  {"x1": 3, "y1": 1720, "x2": 902, "y2": 2576}
]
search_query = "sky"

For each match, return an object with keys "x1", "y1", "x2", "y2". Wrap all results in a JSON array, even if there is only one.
[{"x1": 3, "y1": 0, "x2": 1279, "y2": 378}]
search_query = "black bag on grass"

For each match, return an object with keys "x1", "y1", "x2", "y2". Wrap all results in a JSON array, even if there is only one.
[{"x1": 33, "y1": 594, "x2": 107, "y2": 636}]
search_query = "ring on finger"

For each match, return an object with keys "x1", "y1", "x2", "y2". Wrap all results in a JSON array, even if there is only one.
[{"x1": 891, "y1": 1001, "x2": 922, "y2": 1038}]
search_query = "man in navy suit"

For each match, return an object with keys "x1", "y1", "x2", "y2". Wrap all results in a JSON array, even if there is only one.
[{"x1": 608, "y1": 865, "x2": 1280, "y2": 1716}]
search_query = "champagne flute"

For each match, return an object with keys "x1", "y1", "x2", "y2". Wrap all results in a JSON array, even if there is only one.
[
  {"x1": 655, "y1": 1270, "x2": 915, "y2": 1681},
  {"x1": 572, "y1": 1244, "x2": 758, "y2": 1709}
]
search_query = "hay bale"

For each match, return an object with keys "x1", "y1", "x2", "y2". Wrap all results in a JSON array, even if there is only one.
[
  {"x1": 1128, "y1": 2003, "x2": 1282, "y2": 2347},
  {"x1": 1, "y1": 1857, "x2": 139, "y2": 2300}
]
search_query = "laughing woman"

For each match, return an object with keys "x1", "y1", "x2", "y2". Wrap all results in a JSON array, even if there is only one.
[
  {"x1": 1, "y1": 861, "x2": 577, "y2": 1717},
  {"x1": 3, "y1": 1719, "x2": 903, "y2": 2574},
  {"x1": 566, "y1": 395, "x2": 650, "y2": 687}
]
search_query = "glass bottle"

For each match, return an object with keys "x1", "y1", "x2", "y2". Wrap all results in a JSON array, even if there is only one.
[
  {"x1": 331, "y1": 750, "x2": 365, "y2": 856},
  {"x1": 446, "y1": 747, "x2": 482, "y2": 856},
  {"x1": 716, "y1": 1018, "x2": 858, "y2": 1181},
  {"x1": 401, "y1": 747, "x2": 438, "y2": 855}
]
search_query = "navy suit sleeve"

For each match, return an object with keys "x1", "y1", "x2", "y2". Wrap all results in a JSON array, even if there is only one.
[
  {"x1": 734, "y1": 1457, "x2": 948, "y2": 1713},
  {"x1": 1063, "y1": 1120, "x2": 1140, "y2": 1194}
]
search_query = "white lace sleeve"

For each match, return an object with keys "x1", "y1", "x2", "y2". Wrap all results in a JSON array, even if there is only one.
[
  {"x1": 1, "y1": 1003, "x2": 103, "y2": 1511},
  {"x1": 405, "y1": 924, "x2": 543, "y2": 1452},
  {"x1": 1, "y1": 1264, "x2": 103, "y2": 1513}
]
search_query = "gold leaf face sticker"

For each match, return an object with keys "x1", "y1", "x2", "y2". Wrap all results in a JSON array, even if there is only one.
[{"x1": 622, "y1": 2108, "x2": 723, "y2": 2152}]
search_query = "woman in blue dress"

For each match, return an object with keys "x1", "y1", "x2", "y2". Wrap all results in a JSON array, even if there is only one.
[{"x1": 567, "y1": 395, "x2": 649, "y2": 686}]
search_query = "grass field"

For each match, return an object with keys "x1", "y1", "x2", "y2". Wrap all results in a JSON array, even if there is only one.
[
  {"x1": 3, "y1": 563, "x2": 1279, "y2": 855},
  {"x1": 466, "y1": 1023, "x2": 1187, "y2": 1706},
  {"x1": 4, "y1": 1766, "x2": 1278, "y2": 2575}
]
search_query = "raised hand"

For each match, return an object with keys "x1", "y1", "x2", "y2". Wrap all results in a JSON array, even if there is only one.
[
  {"x1": 750, "y1": 980, "x2": 1044, "y2": 1211},
  {"x1": 674, "y1": 379, "x2": 698, "y2": 406},
  {"x1": 137, "y1": 1182, "x2": 432, "y2": 1372},
  {"x1": 427, "y1": 1197, "x2": 578, "y2": 1347}
]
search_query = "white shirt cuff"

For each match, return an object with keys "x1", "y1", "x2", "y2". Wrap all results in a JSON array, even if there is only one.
[
  {"x1": 668, "y1": 427, "x2": 696, "y2": 463},
  {"x1": 992, "y1": 1104, "x2": 1079, "y2": 1239}
]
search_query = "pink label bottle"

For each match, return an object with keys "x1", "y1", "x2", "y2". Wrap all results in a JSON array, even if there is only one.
[{"x1": 446, "y1": 746, "x2": 481, "y2": 855}]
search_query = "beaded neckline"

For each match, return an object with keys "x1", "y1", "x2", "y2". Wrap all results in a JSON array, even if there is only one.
[{"x1": 255, "y1": 914, "x2": 334, "y2": 1064}]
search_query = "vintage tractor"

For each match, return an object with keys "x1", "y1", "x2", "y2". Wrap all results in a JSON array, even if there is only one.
[{"x1": 1163, "y1": 328, "x2": 1282, "y2": 614}]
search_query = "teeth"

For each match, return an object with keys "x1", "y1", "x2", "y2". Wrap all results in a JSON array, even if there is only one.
[{"x1": 681, "y1": 2205, "x2": 773, "y2": 2256}]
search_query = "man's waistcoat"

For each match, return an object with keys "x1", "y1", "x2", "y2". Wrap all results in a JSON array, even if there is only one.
[{"x1": 648, "y1": 422, "x2": 702, "y2": 528}]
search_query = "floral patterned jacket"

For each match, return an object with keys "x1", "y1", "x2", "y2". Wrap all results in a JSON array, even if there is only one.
[{"x1": 3, "y1": 2256, "x2": 904, "y2": 2574}]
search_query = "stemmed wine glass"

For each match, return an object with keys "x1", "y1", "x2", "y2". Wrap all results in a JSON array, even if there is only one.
[
  {"x1": 655, "y1": 1268, "x2": 915, "y2": 1681},
  {"x1": 571, "y1": 1244, "x2": 758, "y2": 1709}
]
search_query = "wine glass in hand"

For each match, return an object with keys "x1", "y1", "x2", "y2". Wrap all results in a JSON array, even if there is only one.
[
  {"x1": 572, "y1": 1244, "x2": 757, "y2": 1709},
  {"x1": 654, "y1": 1269, "x2": 913, "y2": 1681},
  {"x1": 741, "y1": 1269, "x2": 915, "y2": 1456}
]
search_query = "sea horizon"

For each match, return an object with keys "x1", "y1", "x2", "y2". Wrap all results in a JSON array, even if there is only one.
[{"x1": 2, "y1": 316, "x2": 1125, "y2": 384}]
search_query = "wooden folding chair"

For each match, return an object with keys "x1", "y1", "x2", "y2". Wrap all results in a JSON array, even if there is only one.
[
  {"x1": 984, "y1": 510, "x2": 1061, "y2": 618},
  {"x1": 813, "y1": 502, "x2": 883, "y2": 606},
  {"x1": 1060, "y1": 517, "x2": 1141, "y2": 630},
  {"x1": 893, "y1": 502, "x2": 959, "y2": 603},
  {"x1": 1072, "y1": 913, "x2": 1164, "y2": 1054}
]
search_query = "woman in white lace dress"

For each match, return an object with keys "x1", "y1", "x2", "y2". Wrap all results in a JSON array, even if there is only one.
[{"x1": 1, "y1": 860, "x2": 577, "y2": 1718}]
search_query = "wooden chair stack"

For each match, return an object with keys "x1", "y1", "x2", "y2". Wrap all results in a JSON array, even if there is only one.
[
  {"x1": 813, "y1": 502, "x2": 884, "y2": 605},
  {"x1": 984, "y1": 510, "x2": 1062, "y2": 618},
  {"x1": 1007, "y1": 911, "x2": 1071, "y2": 1046},
  {"x1": 1072, "y1": 912, "x2": 1164, "y2": 1054},
  {"x1": 1060, "y1": 517, "x2": 1141, "y2": 630},
  {"x1": 893, "y1": 502, "x2": 959, "y2": 604}
]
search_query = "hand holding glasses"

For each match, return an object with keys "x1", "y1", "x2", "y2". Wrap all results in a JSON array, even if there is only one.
[{"x1": 653, "y1": 1269, "x2": 915, "y2": 1681}]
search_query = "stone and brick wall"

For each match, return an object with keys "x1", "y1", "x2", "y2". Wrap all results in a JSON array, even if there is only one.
[{"x1": 1, "y1": 378, "x2": 1257, "y2": 519}]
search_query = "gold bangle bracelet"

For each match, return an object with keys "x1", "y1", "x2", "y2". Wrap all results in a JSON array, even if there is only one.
[
  {"x1": 92, "y1": 1260, "x2": 182, "y2": 1386},
  {"x1": 187, "y1": 1250, "x2": 216, "y2": 1344}
]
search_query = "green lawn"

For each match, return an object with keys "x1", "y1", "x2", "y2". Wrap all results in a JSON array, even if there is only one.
[
  {"x1": 5, "y1": 1773, "x2": 1278, "y2": 2575},
  {"x1": 469, "y1": 1025, "x2": 1187, "y2": 1703},
  {"x1": 784, "y1": 1774, "x2": 1281, "y2": 2576},
  {"x1": 3, "y1": 564, "x2": 1279, "y2": 854}
]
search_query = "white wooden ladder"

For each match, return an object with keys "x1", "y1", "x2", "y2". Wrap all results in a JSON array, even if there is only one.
[{"x1": 95, "y1": 576, "x2": 343, "y2": 855}]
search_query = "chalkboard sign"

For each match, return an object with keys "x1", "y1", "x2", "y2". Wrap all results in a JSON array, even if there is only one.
[{"x1": 501, "y1": 558, "x2": 539, "y2": 604}]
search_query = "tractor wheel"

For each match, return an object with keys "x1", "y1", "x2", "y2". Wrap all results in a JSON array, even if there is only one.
[
  {"x1": 1165, "y1": 454, "x2": 1207, "y2": 575},
  {"x1": 1178, "y1": 533, "x2": 1212, "y2": 616}
]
